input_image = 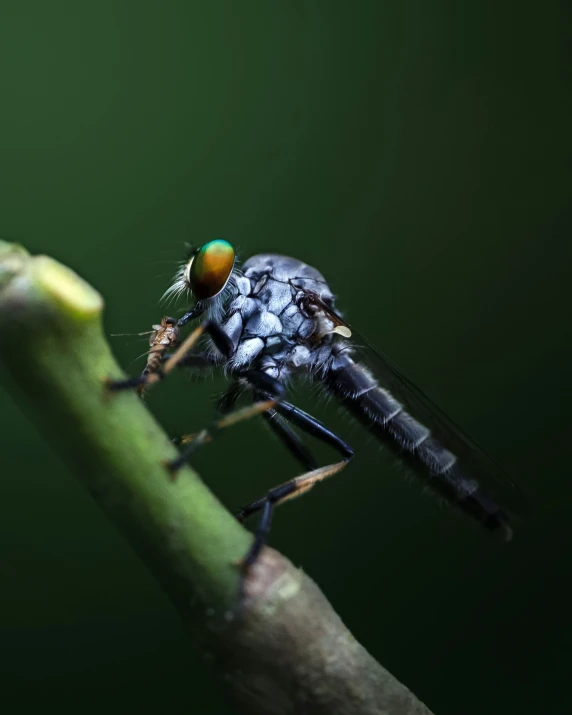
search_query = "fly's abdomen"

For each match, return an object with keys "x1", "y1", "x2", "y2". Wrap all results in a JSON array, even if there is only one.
[{"x1": 324, "y1": 359, "x2": 511, "y2": 537}]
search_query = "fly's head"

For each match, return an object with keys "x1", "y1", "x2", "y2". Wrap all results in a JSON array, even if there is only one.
[{"x1": 162, "y1": 239, "x2": 237, "y2": 323}]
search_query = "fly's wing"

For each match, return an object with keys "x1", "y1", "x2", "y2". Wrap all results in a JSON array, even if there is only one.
[{"x1": 318, "y1": 303, "x2": 529, "y2": 516}]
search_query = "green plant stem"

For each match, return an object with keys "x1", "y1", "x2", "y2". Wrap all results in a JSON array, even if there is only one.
[{"x1": 0, "y1": 240, "x2": 434, "y2": 715}]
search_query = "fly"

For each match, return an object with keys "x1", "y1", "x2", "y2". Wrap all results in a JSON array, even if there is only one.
[{"x1": 108, "y1": 239, "x2": 526, "y2": 568}]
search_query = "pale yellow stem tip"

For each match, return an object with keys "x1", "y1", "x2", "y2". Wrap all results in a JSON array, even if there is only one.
[{"x1": 33, "y1": 255, "x2": 103, "y2": 320}]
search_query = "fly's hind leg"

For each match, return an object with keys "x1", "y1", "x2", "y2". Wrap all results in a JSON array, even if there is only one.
[
  {"x1": 237, "y1": 460, "x2": 350, "y2": 570},
  {"x1": 262, "y1": 409, "x2": 318, "y2": 471},
  {"x1": 235, "y1": 392, "x2": 354, "y2": 570}
]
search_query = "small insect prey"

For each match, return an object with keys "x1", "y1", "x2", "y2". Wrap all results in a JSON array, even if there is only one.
[{"x1": 138, "y1": 317, "x2": 181, "y2": 395}]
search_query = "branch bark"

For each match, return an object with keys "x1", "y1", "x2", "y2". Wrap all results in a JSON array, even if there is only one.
[{"x1": 0, "y1": 240, "x2": 434, "y2": 715}]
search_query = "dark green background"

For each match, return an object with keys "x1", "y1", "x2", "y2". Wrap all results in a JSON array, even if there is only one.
[{"x1": 1, "y1": 1, "x2": 570, "y2": 713}]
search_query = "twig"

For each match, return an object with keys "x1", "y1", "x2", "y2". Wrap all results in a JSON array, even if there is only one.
[{"x1": 0, "y1": 240, "x2": 434, "y2": 715}]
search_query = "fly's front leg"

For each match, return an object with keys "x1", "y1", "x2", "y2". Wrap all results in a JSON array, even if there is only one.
[
  {"x1": 176, "y1": 302, "x2": 205, "y2": 328},
  {"x1": 105, "y1": 315, "x2": 179, "y2": 393},
  {"x1": 106, "y1": 319, "x2": 231, "y2": 394}
]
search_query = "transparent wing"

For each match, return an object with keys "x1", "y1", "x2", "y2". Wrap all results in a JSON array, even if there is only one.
[{"x1": 319, "y1": 304, "x2": 529, "y2": 516}]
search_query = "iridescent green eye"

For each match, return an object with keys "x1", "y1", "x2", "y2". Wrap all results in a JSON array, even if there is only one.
[{"x1": 187, "y1": 239, "x2": 235, "y2": 300}]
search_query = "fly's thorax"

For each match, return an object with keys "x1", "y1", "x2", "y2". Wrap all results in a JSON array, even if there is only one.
[
  {"x1": 241, "y1": 253, "x2": 330, "y2": 289},
  {"x1": 215, "y1": 254, "x2": 345, "y2": 376}
]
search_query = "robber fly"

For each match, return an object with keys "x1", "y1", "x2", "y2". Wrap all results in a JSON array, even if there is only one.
[{"x1": 109, "y1": 239, "x2": 525, "y2": 568}]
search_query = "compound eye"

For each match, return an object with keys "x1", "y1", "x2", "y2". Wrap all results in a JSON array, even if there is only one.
[{"x1": 188, "y1": 239, "x2": 235, "y2": 300}]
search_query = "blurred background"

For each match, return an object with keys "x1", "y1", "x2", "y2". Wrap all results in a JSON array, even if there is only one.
[{"x1": 0, "y1": 1, "x2": 570, "y2": 713}]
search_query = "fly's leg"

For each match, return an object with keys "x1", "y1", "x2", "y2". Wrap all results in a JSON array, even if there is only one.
[
  {"x1": 272, "y1": 400, "x2": 354, "y2": 459},
  {"x1": 165, "y1": 397, "x2": 278, "y2": 476},
  {"x1": 235, "y1": 390, "x2": 354, "y2": 570},
  {"x1": 238, "y1": 461, "x2": 349, "y2": 570},
  {"x1": 165, "y1": 375, "x2": 286, "y2": 474},
  {"x1": 106, "y1": 321, "x2": 205, "y2": 392},
  {"x1": 166, "y1": 320, "x2": 233, "y2": 373},
  {"x1": 106, "y1": 320, "x2": 232, "y2": 393},
  {"x1": 108, "y1": 351, "x2": 218, "y2": 394},
  {"x1": 262, "y1": 409, "x2": 318, "y2": 471},
  {"x1": 177, "y1": 303, "x2": 205, "y2": 328},
  {"x1": 165, "y1": 374, "x2": 237, "y2": 451}
]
